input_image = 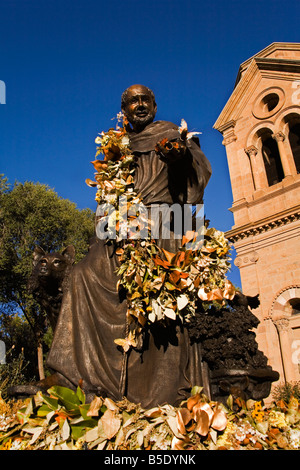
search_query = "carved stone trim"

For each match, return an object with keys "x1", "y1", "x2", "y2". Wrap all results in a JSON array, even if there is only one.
[
  {"x1": 227, "y1": 211, "x2": 300, "y2": 242},
  {"x1": 244, "y1": 145, "x2": 258, "y2": 157},
  {"x1": 222, "y1": 128, "x2": 237, "y2": 146},
  {"x1": 272, "y1": 131, "x2": 286, "y2": 142},
  {"x1": 274, "y1": 318, "x2": 290, "y2": 332},
  {"x1": 234, "y1": 251, "x2": 259, "y2": 268},
  {"x1": 270, "y1": 285, "x2": 300, "y2": 318}
]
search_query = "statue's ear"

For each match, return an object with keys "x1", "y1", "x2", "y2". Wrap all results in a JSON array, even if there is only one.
[
  {"x1": 61, "y1": 245, "x2": 75, "y2": 263},
  {"x1": 240, "y1": 376, "x2": 250, "y2": 390},
  {"x1": 32, "y1": 246, "x2": 45, "y2": 266},
  {"x1": 219, "y1": 380, "x2": 230, "y2": 393}
]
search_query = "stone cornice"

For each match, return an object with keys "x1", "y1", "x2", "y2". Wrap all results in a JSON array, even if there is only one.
[
  {"x1": 230, "y1": 177, "x2": 300, "y2": 214},
  {"x1": 235, "y1": 42, "x2": 300, "y2": 84},
  {"x1": 226, "y1": 207, "x2": 300, "y2": 243},
  {"x1": 213, "y1": 60, "x2": 260, "y2": 131},
  {"x1": 214, "y1": 43, "x2": 300, "y2": 132},
  {"x1": 249, "y1": 57, "x2": 300, "y2": 77}
]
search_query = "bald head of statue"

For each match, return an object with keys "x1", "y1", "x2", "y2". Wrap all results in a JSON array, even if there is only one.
[{"x1": 121, "y1": 84, "x2": 157, "y2": 132}]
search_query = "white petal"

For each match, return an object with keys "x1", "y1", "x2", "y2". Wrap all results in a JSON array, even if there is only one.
[
  {"x1": 164, "y1": 308, "x2": 177, "y2": 320},
  {"x1": 177, "y1": 294, "x2": 189, "y2": 310}
]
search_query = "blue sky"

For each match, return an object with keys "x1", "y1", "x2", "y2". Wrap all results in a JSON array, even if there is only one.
[{"x1": 1, "y1": 0, "x2": 300, "y2": 288}]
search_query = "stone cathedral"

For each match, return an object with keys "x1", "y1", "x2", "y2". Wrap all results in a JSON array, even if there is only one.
[{"x1": 214, "y1": 42, "x2": 300, "y2": 388}]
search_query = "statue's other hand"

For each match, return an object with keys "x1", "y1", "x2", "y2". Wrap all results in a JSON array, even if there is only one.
[{"x1": 155, "y1": 138, "x2": 186, "y2": 164}]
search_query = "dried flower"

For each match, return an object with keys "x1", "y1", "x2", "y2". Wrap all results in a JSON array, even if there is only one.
[
  {"x1": 87, "y1": 117, "x2": 235, "y2": 350},
  {"x1": 251, "y1": 401, "x2": 265, "y2": 422}
]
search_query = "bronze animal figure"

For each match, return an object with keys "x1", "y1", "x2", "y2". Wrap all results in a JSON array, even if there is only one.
[{"x1": 27, "y1": 245, "x2": 75, "y2": 331}]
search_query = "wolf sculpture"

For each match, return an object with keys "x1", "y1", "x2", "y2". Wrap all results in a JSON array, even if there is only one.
[{"x1": 27, "y1": 245, "x2": 75, "y2": 331}]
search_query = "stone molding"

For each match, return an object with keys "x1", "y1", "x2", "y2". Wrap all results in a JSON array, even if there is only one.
[
  {"x1": 274, "y1": 318, "x2": 290, "y2": 331},
  {"x1": 226, "y1": 210, "x2": 300, "y2": 243},
  {"x1": 234, "y1": 251, "x2": 259, "y2": 268},
  {"x1": 270, "y1": 285, "x2": 300, "y2": 318},
  {"x1": 244, "y1": 145, "x2": 258, "y2": 157},
  {"x1": 272, "y1": 131, "x2": 286, "y2": 142}
]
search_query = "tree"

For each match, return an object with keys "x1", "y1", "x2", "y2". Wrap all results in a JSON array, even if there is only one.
[{"x1": 0, "y1": 175, "x2": 95, "y2": 380}]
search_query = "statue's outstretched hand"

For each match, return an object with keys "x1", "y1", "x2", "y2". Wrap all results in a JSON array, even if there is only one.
[{"x1": 155, "y1": 138, "x2": 186, "y2": 164}]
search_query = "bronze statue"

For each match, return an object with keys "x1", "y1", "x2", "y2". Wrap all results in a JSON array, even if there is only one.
[
  {"x1": 28, "y1": 245, "x2": 75, "y2": 331},
  {"x1": 17, "y1": 85, "x2": 213, "y2": 407}
]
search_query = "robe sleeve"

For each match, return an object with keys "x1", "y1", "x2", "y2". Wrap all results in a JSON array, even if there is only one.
[{"x1": 167, "y1": 136, "x2": 212, "y2": 205}]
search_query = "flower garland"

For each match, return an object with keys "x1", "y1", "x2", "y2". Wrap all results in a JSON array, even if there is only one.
[{"x1": 86, "y1": 115, "x2": 235, "y2": 351}]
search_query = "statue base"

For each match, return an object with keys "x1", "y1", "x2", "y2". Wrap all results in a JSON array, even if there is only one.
[{"x1": 209, "y1": 368, "x2": 280, "y2": 405}]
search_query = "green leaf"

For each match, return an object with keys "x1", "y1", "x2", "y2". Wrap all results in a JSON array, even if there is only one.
[
  {"x1": 191, "y1": 385, "x2": 203, "y2": 396},
  {"x1": 41, "y1": 395, "x2": 59, "y2": 411},
  {"x1": 76, "y1": 386, "x2": 86, "y2": 404},
  {"x1": 165, "y1": 281, "x2": 178, "y2": 291},
  {"x1": 71, "y1": 419, "x2": 99, "y2": 440},
  {"x1": 37, "y1": 404, "x2": 55, "y2": 417},
  {"x1": 17, "y1": 397, "x2": 34, "y2": 424},
  {"x1": 79, "y1": 404, "x2": 92, "y2": 420},
  {"x1": 47, "y1": 386, "x2": 81, "y2": 412}
]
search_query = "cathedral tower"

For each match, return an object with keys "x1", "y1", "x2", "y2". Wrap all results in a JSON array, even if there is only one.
[{"x1": 214, "y1": 43, "x2": 300, "y2": 384}]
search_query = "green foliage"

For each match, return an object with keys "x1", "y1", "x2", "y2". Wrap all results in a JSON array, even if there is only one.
[
  {"x1": 0, "y1": 175, "x2": 95, "y2": 301},
  {"x1": 0, "y1": 348, "x2": 30, "y2": 400},
  {"x1": 0, "y1": 174, "x2": 95, "y2": 377},
  {"x1": 0, "y1": 306, "x2": 41, "y2": 381},
  {"x1": 272, "y1": 381, "x2": 300, "y2": 403}
]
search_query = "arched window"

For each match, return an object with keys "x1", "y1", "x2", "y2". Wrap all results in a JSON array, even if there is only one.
[
  {"x1": 260, "y1": 130, "x2": 284, "y2": 186},
  {"x1": 272, "y1": 288, "x2": 300, "y2": 317},
  {"x1": 288, "y1": 122, "x2": 300, "y2": 173},
  {"x1": 290, "y1": 298, "x2": 300, "y2": 316}
]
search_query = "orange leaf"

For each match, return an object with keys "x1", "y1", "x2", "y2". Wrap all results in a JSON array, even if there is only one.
[
  {"x1": 162, "y1": 248, "x2": 175, "y2": 264},
  {"x1": 182, "y1": 231, "x2": 197, "y2": 246},
  {"x1": 198, "y1": 287, "x2": 224, "y2": 302},
  {"x1": 168, "y1": 270, "x2": 188, "y2": 286},
  {"x1": 207, "y1": 288, "x2": 224, "y2": 301},
  {"x1": 85, "y1": 178, "x2": 98, "y2": 187},
  {"x1": 103, "y1": 180, "x2": 116, "y2": 191},
  {"x1": 144, "y1": 408, "x2": 163, "y2": 418},
  {"x1": 172, "y1": 436, "x2": 189, "y2": 450},
  {"x1": 211, "y1": 407, "x2": 228, "y2": 431},
  {"x1": 135, "y1": 273, "x2": 143, "y2": 288},
  {"x1": 183, "y1": 250, "x2": 193, "y2": 266},
  {"x1": 137, "y1": 311, "x2": 147, "y2": 327},
  {"x1": 172, "y1": 250, "x2": 186, "y2": 267},
  {"x1": 177, "y1": 408, "x2": 192, "y2": 427},
  {"x1": 193, "y1": 275, "x2": 201, "y2": 288},
  {"x1": 223, "y1": 280, "x2": 235, "y2": 300},
  {"x1": 187, "y1": 393, "x2": 201, "y2": 411},
  {"x1": 153, "y1": 255, "x2": 171, "y2": 268},
  {"x1": 103, "y1": 144, "x2": 121, "y2": 161},
  {"x1": 194, "y1": 409, "x2": 210, "y2": 436},
  {"x1": 126, "y1": 175, "x2": 134, "y2": 185},
  {"x1": 192, "y1": 402, "x2": 214, "y2": 425},
  {"x1": 176, "y1": 410, "x2": 186, "y2": 435},
  {"x1": 91, "y1": 160, "x2": 108, "y2": 172}
]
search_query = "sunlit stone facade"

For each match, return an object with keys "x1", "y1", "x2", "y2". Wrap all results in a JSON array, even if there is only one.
[{"x1": 214, "y1": 43, "x2": 300, "y2": 387}]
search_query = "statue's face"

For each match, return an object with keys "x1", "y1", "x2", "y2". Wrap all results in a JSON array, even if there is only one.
[{"x1": 122, "y1": 85, "x2": 157, "y2": 132}]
